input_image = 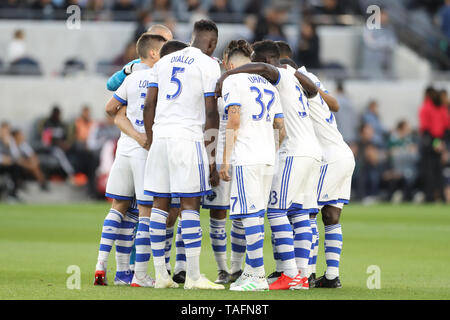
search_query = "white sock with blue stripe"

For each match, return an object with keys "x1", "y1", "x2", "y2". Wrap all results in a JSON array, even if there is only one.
[
  {"x1": 96, "y1": 208, "x2": 124, "y2": 271},
  {"x1": 309, "y1": 217, "x2": 319, "y2": 275},
  {"x1": 181, "y1": 210, "x2": 202, "y2": 281},
  {"x1": 242, "y1": 217, "x2": 265, "y2": 278},
  {"x1": 230, "y1": 219, "x2": 246, "y2": 274},
  {"x1": 268, "y1": 212, "x2": 297, "y2": 278},
  {"x1": 115, "y1": 212, "x2": 138, "y2": 272},
  {"x1": 290, "y1": 213, "x2": 312, "y2": 277},
  {"x1": 210, "y1": 218, "x2": 229, "y2": 272},
  {"x1": 324, "y1": 224, "x2": 342, "y2": 280},
  {"x1": 174, "y1": 222, "x2": 186, "y2": 274},
  {"x1": 149, "y1": 208, "x2": 168, "y2": 278},
  {"x1": 134, "y1": 216, "x2": 151, "y2": 278},
  {"x1": 165, "y1": 226, "x2": 174, "y2": 273}
]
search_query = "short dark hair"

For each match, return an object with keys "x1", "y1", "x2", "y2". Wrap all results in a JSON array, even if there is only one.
[
  {"x1": 225, "y1": 40, "x2": 253, "y2": 61},
  {"x1": 252, "y1": 40, "x2": 280, "y2": 61},
  {"x1": 276, "y1": 41, "x2": 292, "y2": 58},
  {"x1": 193, "y1": 19, "x2": 218, "y2": 36},
  {"x1": 280, "y1": 58, "x2": 298, "y2": 69},
  {"x1": 160, "y1": 40, "x2": 189, "y2": 58},
  {"x1": 136, "y1": 34, "x2": 167, "y2": 59}
]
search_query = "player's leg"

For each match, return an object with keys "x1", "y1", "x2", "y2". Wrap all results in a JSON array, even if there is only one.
[
  {"x1": 114, "y1": 204, "x2": 138, "y2": 286},
  {"x1": 308, "y1": 212, "x2": 319, "y2": 287},
  {"x1": 173, "y1": 211, "x2": 186, "y2": 283},
  {"x1": 94, "y1": 199, "x2": 130, "y2": 285},
  {"x1": 315, "y1": 204, "x2": 343, "y2": 289},
  {"x1": 209, "y1": 208, "x2": 230, "y2": 283},
  {"x1": 229, "y1": 218, "x2": 246, "y2": 281},
  {"x1": 165, "y1": 206, "x2": 179, "y2": 275}
]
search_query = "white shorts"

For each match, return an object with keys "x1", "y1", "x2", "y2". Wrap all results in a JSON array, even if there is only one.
[
  {"x1": 317, "y1": 156, "x2": 355, "y2": 209},
  {"x1": 268, "y1": 155, "x2": 321, "y2": 215},
  {"x1": 144, "y1": 137, "x2": 211, "y2": 198},
  {"x1": 229, "y1": 164, "x2": 274, "y2": 219},
  {"x1": 106, "y1": 154, "x2": 153, "y2": 205},
  {"x1": 202, "y1": 165, "x2": 231, "y2": 210}
]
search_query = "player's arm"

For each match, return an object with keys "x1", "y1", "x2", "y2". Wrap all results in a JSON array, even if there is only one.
[
  {"x1": 106, "y1": 59, "x2": 141, "y2": 91},
  {"x1": 215, "y1": 63, "x2": 279, "y2": 97},
  {"x1": 143, "y1": 86, "x2": 158, "y2": 148},
  {"x1": 273, "y1": 116, "x2": 286, "y2": 148},
  {"x1": 204, "y1": 96, "x2": 220, "y2": 187},
  {"x1": 114, "y1": 106, "x2": 149, "y2": 150},
  {"x1": 293, "y1": 71, "x2": 319, "y2": 98},
  {"x1": 105, "y1": 96, "x2": 125, "y2": 117},
  {"x1": 319, "y1": 88, "x2": 340, "y2": 112},
  {"x1": 220, "y1": 105, "x2": 240, "y2": 182}
]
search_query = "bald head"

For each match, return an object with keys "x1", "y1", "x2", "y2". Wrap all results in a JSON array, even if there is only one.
[{"x1": 146, "y1": 24, "x2": 173, "y2": 41}]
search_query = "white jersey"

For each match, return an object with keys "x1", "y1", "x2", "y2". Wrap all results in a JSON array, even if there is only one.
[
  {"x1": 215, "y1": 98, "x2": 227, "y2": 166},
  {"x1": 275, "y1": 65, "x2": 322, "y2": 161},
  {"x1": 113, "y1": 68, "x2": 151, "y2": 160},
  {"x1": 222, "y1": 73, "x2": 283, "y2": 166},
  {"x1": 298, "y1": 66, "x2": 353, "y2": 162},
  {"x1": 148, "y1": 47, "x2": 221, "y2": 141}
]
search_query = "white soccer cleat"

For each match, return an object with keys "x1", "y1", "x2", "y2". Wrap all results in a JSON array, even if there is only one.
[
  {"x1": 229, "y1": 277, "x2": 269, "y2": 292},
  {"x1": 184, "y1": 274, "x2": 225, "y2": 290},
  {"x1": 230, "y1": 272, "x2": 251, "y2": 289},
  {"x1": 154, "y1": 274, "x2": 179, "y2": 289},
  {"x1": 130, "y1": 274, "x2": 156, "y2": 288}
]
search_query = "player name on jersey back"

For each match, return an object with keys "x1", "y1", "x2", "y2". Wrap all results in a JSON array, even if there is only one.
[{"x1": 149, "y1": 47, "x2": 221, "y2": 142}]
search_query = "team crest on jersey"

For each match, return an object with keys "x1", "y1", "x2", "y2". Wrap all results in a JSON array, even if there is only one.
[{"x1": 207, "y1": 191, "x2": 217, "y2": 201}]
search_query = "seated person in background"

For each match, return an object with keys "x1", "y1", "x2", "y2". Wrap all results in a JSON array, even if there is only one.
[
  {"x1": 0, "y1": 122, "x2": 22, "y2": 200},
  {"x1": 12, "y1": 129, "x2": 48, "y2": 190}
]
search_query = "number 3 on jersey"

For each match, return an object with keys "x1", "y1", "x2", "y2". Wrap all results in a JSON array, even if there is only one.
[
  {"x1": 250, "y1": 86, "x2": 275, "y2": 122},
  {"x1": 166, "y1": 67, "x2": 185, "y2": 100}
]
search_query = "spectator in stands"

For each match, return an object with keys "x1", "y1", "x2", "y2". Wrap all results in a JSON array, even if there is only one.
[
  {"x1": 361, "y1": 8, "x2": 397, "y2": 79},
  {"x1": 208, "y1": 0, "x2": 234, "y2": 19},
  {"x1": 7, "y1": 29, "x2": 41, "y2": 75},
  {"x1": 85, "y1": 0, "x2": 109, "y2": 21},
  {"x1": 31, "y1": 0, "x2": 56, "y2": 19},
  {"x1": 355, "y1": 123, "x2": 384, "y2": 203},
  {"x1": 418, "y1": 86, "x2": 450, "y2": 202},
  {"x1": 134, "y1": 11, "x2": 152, "y2": 41},
  {"x1": 12, "y1": 129, "x2": 48, "y2": 190},
  {"x1": 314, "y1": 0, "x2": 345, "y2": 15},
  {"x1": 7, "y1": 29, "x2": 26, "y2": 64},
  {"x1": 253, "y1": 4, "x2": 289, "y2": 42},
  {"x1": 74, "y1": 105, "x2": 94, "y2": 146},
  {"x1": 386, "y1": 120, "x2": 419, "y2": 201},
  {"x1": 362, "y1": 100, "x2": 387, "y2": 148},
  {"x1": 0, "y1": 122, "x2": 22, "y2": 201},
  {"x1": 441, "y1": 0, "x2": 450, "y2": 40},
  {"x1": 113, "y1": 41, "x2": 138, "y2": 68},
  {"x1": 244, "y1": 0, "x2": 263, "y2": 15},
  {"x1": 112, "y1": 0, "x2": 136, "y2": 20},
  {"x1": 334, "y1": 80, "x2": 358, "y2": 144},
  {"x1": 295, "y1": 20, "x2": 320, "y2": 69},
  {"x1": 235, "y1": 14, "x2": 257, "y2": 42},
  {"x1": 40, "y1": 106, "x2": 76, "y2": 179}
]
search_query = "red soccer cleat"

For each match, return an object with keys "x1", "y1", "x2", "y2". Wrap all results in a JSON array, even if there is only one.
[
  {"x1": 269, "y1": 273, "x2": 299, "y2": 290},
  {"x1": 289, "y1": 274, "x2": 309, "y2": 290},
  {"x1": 94, "y1": 270, "x2": 108, "y2": 286}
]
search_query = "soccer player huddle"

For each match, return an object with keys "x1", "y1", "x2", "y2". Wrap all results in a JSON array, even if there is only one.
[{"x1": 93, "y1": 19, "x2": 355, "y2": 292}]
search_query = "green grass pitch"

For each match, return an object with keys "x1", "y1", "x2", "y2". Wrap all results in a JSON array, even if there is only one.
[{"x1": 0, "y1": 203, "x2": 449, "y2": 300}]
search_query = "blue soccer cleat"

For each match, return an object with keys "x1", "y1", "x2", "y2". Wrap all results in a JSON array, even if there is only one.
[{"x1": 114, "y1": 270, "x2": 133, "y2": 286}]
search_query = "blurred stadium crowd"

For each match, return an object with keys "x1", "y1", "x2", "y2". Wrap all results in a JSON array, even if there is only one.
[{"x1": 1, "y1": 0, "x2": 450, "y2": 204}]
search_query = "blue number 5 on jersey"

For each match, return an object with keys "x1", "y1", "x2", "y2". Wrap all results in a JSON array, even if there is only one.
[{"x1": 166, "y1": 67, "x2": 185, "y2": 100}]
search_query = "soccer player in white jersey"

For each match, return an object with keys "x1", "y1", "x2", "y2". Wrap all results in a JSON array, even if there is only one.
[
  {"x1": 143, "y1": 20, "x2": 224, "y2": 290},
  {"x1": 297, "y1": 65, "x2": 355, "y2": 289},
  {"x1": 201, "y1": 41, "x2": 249, "y2": 285},
  {"x1": 216, "y1": 40, "x2": 323, "y2": 290},
  {"x1": 93, "y1": 34, "x2": 167, "y2": 287},
  {"x1": 216, "y1": 40, "x2": 285, "y2": 292}
]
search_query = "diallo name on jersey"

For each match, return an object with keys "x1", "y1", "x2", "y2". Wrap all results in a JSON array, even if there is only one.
[{"x1": 170, "y1": 55, "x2": 195, "y2": 65}]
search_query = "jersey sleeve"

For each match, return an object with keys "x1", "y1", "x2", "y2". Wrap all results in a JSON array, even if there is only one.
[
  {"x1": 202, "y1": 59, "x2": 221, "y2": 97},
  {"x1": 273, "y1": 90, "x2": 284, "y2": 119},
  {"x1": 113, "y1": 76, "x2": 128, "y2": 105},
  {"x1": 147, "y1": 63, "x2": 158, "y2": 88},
  {"x1": 222, "y1": 77, "x2": 241, "y2": 113}
]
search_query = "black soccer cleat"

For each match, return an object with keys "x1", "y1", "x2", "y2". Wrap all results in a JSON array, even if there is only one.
[
  {"x1": 214, "y1": 270, "x2": 231, "y2": 284},
  {"x1": 172, "y1": 271, "x2": 186, "y2": 284},
  {"x1": 267, "y1": 271, "x2": 283, "y2": 285},
  {"x1": 229, "y1": 270, "x2": 243, "y2": 283},
  {"x1": 315, "y1": 274, "x2": 342, "y2": 288},
  {"x1": 308, "y1": 273, "x2": 317, "y2": 288}
]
